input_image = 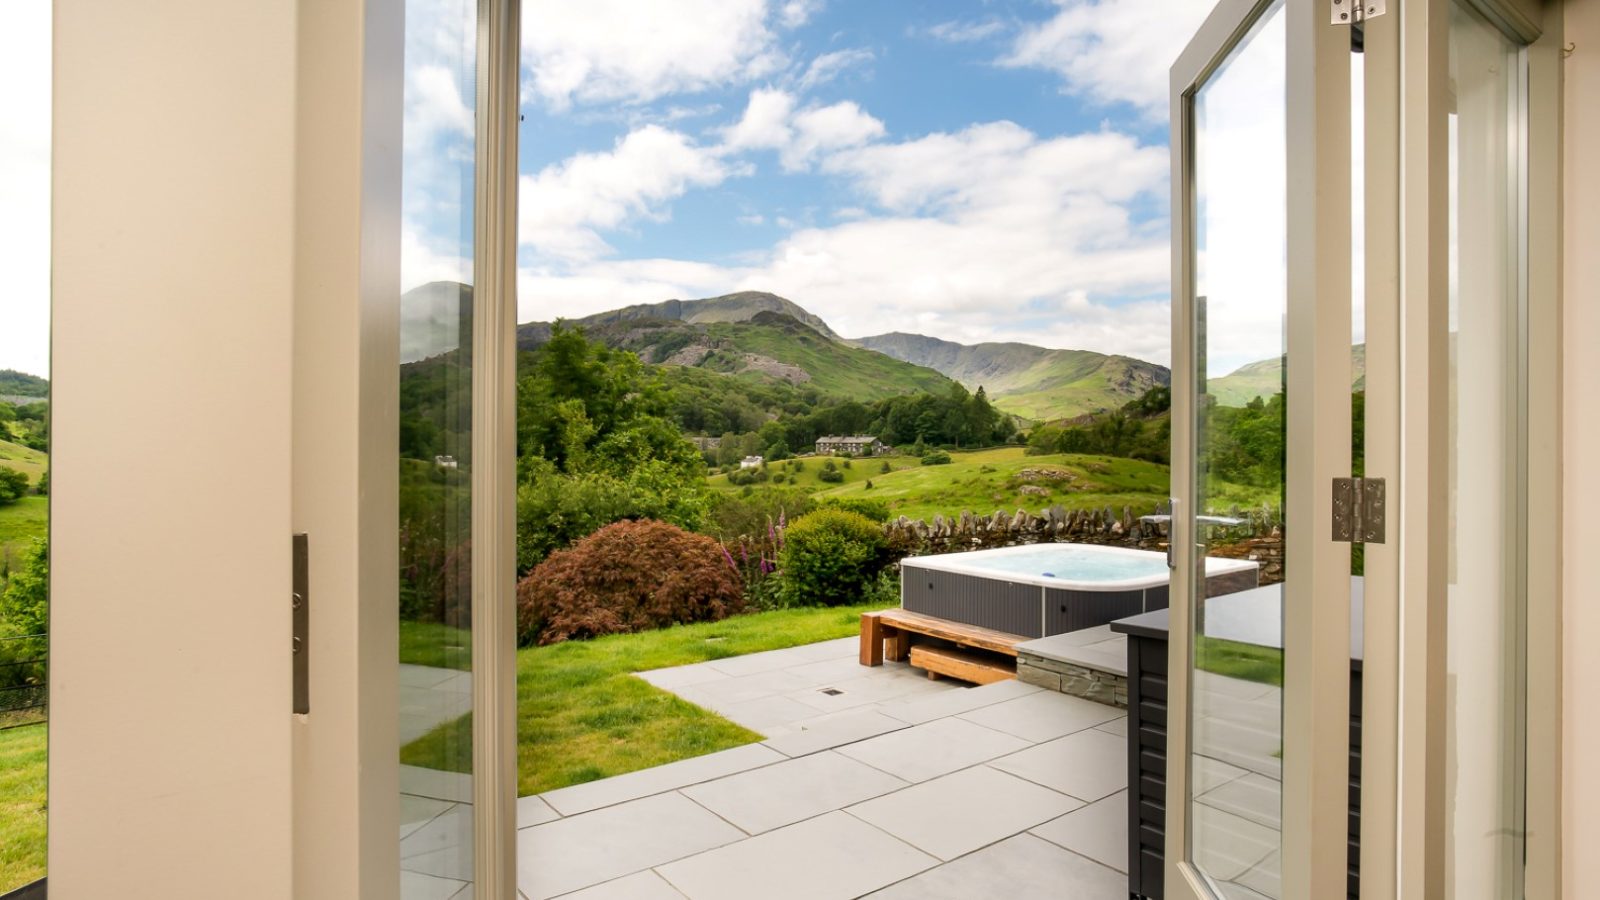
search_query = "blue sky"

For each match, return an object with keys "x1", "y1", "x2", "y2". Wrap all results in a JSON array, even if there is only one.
[{"x1": 402, "y1": 0, "x2": 1215, "y2": 366}]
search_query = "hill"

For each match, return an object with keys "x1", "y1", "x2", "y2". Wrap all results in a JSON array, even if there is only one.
[
  {"x1": 0, "y1": 370, "x2": 48, "y2": 404},
  {"x1": 521, "y1": 310, "x2": 953, "y2": 403},
  {"x1": 1206, "y1": 344, "x2": 1366, "y2": 407},
  {"x1": 569, "y1": 290, "x2": 841, "y2": 340},
  {"x1": 853, "y1": 332, "x2": 1169, "y2": 422}
]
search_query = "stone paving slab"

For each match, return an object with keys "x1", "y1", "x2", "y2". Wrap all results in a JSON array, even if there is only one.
[
  {"x1": 863, "y1": 833, "x2": 1125, "y2": 900},
  {"x1": 554, "y1": 870, "x2": 687, "y2": 899},
  {"x1": 957, "y1": 688, "x2": 1123, "y2": 743},
  {"x1": 680, "y1": 750, "x2": 906, "y2": 835},
  {"x1": 846, "y1": 765, "x2": 1083, "y2": 861},
  {"x1": 655, "y1": 811, "x2": 937, "y2": 900},
  {"x1": 834, "y1": 716, "x2": 1030, "y2": 784},
  {"x1": 874, "y1": 677, "x2": 1042, "y2": 725},
  {"x1": 988, "y1": 727, "x2": 1128, "y2": 802},
  {"x1": 762, "y1": 709, "x2": 911, "y2": 758},
  {"x1": 516, "y1": 792, "x2": 744, "y2": 900},
  {"x1": 538, "y1": 743, "x2": 785, "y2": 817},
  {"x1": 401, "y1": 870, "x2": 471, "y2": 900},
  {"x1": 1030, "y1": 790, "x2": 1130, "y2": 873}
]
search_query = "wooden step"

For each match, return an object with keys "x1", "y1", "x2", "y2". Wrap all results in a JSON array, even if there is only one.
[{"x1": 909, "y1": 644, "x2": 1016, "y2": 686}]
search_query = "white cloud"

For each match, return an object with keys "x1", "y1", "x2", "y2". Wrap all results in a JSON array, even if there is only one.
[
  {"x1": 519, "y1": 125, "x2": 739, "y2": 260},
  {"x1": 723, "y1": 89, "x2": 885, "y2": 173},
  {"x1": 779, "y1": 0, "x2": 825, "y2": 29},
  {"x1": 922, "y1": 19, "x2": 1007, "y2": 43},
  {"x1": 522, "y1": 0, "x2": 783, "y2": 110},
  {"x1": 0, "y1": 2, "x2": 51, "y2": 379},
  {"x1": 797, "y1": 48, "x2": 874, "y2": 91},
  {"x1": 1003, "y1": 0, "x2": 1212, "y2": 116},
  {"x1": 518, "y1": 121, "x2": 1175, "y2": 364}
]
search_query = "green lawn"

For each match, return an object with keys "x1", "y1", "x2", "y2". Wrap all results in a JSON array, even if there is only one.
[
  {"x1": 401, "y1": 602, "x2": 891, "y2": 797},
  {"x1": 1196, "y1": 636, "x2": 1284, "y2": 686},
  {"x1": 0, "y1": 724, "x2": 46, "y2": 894},
  {"x1": 400, "y1": 620, "x2": 472, "y2": 671},
  {"x1": 0, "y1": 496, "x2": 47, "y2": 578}
]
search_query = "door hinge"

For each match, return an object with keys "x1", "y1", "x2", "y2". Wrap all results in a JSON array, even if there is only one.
[
  {"x1": 293, "y1": 533, "x2": 309, "y2": 715},
  {"x1": 1332, "y1": 477, "x2": 1386, "y2": 544},
  {"x1": 1332, "y1": 0, "x2": 1385, "y2": 24}
]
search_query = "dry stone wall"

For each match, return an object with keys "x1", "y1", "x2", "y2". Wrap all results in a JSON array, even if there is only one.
[{"x1": 883, "y1": 503, "x2": 1285, "y2": 586}]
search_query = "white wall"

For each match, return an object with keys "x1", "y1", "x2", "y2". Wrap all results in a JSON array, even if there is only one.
[
  {"x1": 49, "y1": 2, "x2": 296, "y2": 896},
  {"x1": 1563, "y1": 0, "x2": 1599, "y2": 893}
]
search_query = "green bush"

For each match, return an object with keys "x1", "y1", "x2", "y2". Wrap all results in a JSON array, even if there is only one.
[
  {"x1": 919, "y1": 450, "x2": 952, "y2": 466},
  {"x1": 778, "y1": 509, "x2": 887, "y2": 607},
  {"x1": 0, "y1": 467, "x2": 27, "y2": 505},
  {"x1": 815, "y1": 496, "x2": 892, "y2": 522},
  {"x1": 816, "y1": 468, "x2": 845, "y2": 483},
  {"x1": 516, "y1": 519, "x2": 744, "y2": 645},
  {"x1": 515, "y1": 458, "x2": 707, "y2": 575}
]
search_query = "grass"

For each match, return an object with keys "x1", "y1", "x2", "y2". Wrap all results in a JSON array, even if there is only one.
[
  {"x1": 1195, "y1": 636, "x2": 1284, "y2": 686},
  {"x1": 401, "y1": 602, "x2": 892, "y2": 797},
  {"x1": 0, "y1": 441, "x2": 45, "y2": 486},
  {"x1": 0, "y1": 496, "x2": 47, "y2": 579},
  {"x1": 400, "y1": 620, "x2": 472, "y2": 671},
  {"x1": 0, "y1": 723, "x2": 46, "y2": 894},
  {"x1": 708, "y1": 452, "x2": 925, "y2": 493},
  {"x1": 812, "y1": 447, "x2": 1179, "y2": 522}
]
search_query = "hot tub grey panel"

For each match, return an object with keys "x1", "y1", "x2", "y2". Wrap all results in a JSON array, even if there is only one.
[
  {"x1": 1045, "y1": 588, "x2": 1144, "y2": 634},
  {"x1": 902, "y1": 568, "x2": 1043, "y2": 638}
]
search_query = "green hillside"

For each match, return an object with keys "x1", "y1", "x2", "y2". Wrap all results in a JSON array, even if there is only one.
[
  {"x1": 529, "y1": 312, "x2": 953, "y2": 403},
  {"x1": 1207, "y1": 344, "x2": 1366, "y2": 407},
  {"x1": 0, "y1": 371, "x2": 47, "y2": 400},
  {"x1": 852, "y1": 332, "x2": 1168, "y2": 422},
  {"x1": 0, "y1": 442, "x2": 46, "y2": 486}
]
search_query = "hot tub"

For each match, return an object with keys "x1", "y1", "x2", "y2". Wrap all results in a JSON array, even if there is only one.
[{"x1": 898, "y1": 543, "x2": 1259, "y2": 638}]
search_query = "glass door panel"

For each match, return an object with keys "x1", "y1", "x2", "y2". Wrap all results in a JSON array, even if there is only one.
[
  {"x1": 1445, "y1": 2, "x2": 1526, "y2": 894},
  {"x1": 398, "y1": 0, "x2": 478, "y2": 895},
  {"x1": 1188, "y1": 3, "x2": 1288, "y2": 895}
]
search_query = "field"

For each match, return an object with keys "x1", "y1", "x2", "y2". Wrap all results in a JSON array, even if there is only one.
[
  {"x1": 0, "y1": 441, "x2": 45, "y2": 487},
  {"x1": 401, "y1": 602, "x2": 892, "y2": 797},
  {"x1": 0, "y1": 723, "x2": 46, "y2": 893},
  {"x1": 714, "y1": 447, "x2": 1270, "y2": 523},
  {"x1": 0, "y1": 497, "x2": 47, "y2": 578}
]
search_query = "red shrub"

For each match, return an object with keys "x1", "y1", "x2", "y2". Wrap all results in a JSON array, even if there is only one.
[{"x1": 516, "y1": 519, "x2": 745, "y2": 645}]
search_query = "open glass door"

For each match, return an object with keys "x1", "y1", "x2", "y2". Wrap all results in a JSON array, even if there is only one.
[{"x1": 1168, "y1": 1, "x2": 1356, "y2": 897}]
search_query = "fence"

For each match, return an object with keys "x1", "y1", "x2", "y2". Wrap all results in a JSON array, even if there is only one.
[{"x1": 0, "y1": 633, "x2": 47, "y2": 730}]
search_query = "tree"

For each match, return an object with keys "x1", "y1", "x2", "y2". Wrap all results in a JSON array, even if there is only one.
[
  {"x1": 0, "y1": 539, "x2": 47, "y2": 639},
  {"x1": 0, "y1": 467, "x2": 28, "y2": 505}
]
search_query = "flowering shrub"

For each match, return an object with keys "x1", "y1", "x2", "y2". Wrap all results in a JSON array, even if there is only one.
[
  {"x1": 516, "y1": 519, "x2": 744, "y2": 645},
  {"x1": 720, "y1": 510, "x2": 789, "y2": 610},
  {"x1": 778, "y1": 508, "x2": 889, "y2": 607}
]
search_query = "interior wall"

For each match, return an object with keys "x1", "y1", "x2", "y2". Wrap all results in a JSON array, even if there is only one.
[
  {"x1": 1562, "y1": 0, "x2": 1598, "y2": 893},
  {"x1": 48, "y1": 2, "x2": 296, "y2": 897}
]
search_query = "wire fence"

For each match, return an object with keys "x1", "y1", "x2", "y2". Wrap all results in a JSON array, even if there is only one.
[{"x1": 0, "y1": 633, "x2": 47, "y2": 730}]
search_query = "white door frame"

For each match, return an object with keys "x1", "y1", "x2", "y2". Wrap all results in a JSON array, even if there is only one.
[{"x1": 1167, "y1": 0, "x2": 1355, "y2": 896}]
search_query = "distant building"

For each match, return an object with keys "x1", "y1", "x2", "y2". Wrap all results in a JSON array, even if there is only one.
[
  {"x1": 434, "y1": 455, "x2": 458, "y2": 470},
  {"x1": 688, "y1": 436, "x2": 722, "y2": 451},
  {"x1": 815, "y1": 435, "x2": 888, "y2": 456},
  {"x1": 740, "y1": 455, "x2": 764, "y2": 469}
]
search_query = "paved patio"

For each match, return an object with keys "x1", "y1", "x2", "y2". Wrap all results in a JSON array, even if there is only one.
[
  {"x1": 399, "y1": 632, "x2": 1286, "y2": 900},
  {"x1": 513, "y1": 637, "x2": 1132, "y2": 899}
]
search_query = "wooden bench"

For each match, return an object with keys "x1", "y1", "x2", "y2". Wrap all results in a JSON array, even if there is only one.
[{"x1": 860, "y1": 608, "x2": 1026, "y2": 684}]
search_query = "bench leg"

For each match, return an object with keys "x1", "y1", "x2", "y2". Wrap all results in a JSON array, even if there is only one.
[
  {"x1": 887, "y1": 629, "x2": 911, "y2": 662},
  {"x1": 860, "y1": 614, "x2": 884, "y2": 666}
]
